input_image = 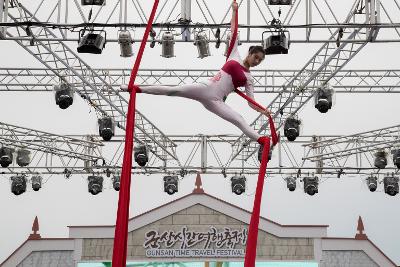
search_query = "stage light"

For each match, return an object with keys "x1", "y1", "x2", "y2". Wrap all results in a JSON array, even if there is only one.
[
  {"x1": 118, "y1": 30, "x2": 134, "y2": 57},
  {"x1": 231, "y1": 175, "x2": 246, "y2": 195},
  {"x1": 315, "y1": 84, "x2": 334, "y2": 113},
  {"x1": 161, "y1": 31, "x2": 175, "y2": 58},
  {"x1": 268, "y1": 0, "x2": 292, "y2": 5},
  {"x1": 392, "y1": 149, "x2": 400, "y2": 169},
  {"x1": 112, "y1": 175, "x2": 120, "y2": 191},
  {"x1": 0, "y1": 147, "x2": 14, "y2": 168},
  {"x1": 31, "y1": 175, "x2": 42, "y2": 191},
  {"x1": 88, "y1": 175, "x2": 103, "y2": 195},
  {"x1": 384, "y1": 175, "x2": 399, "y2": 196},
  {"x1": 303, "y1": 176, "x2": 318, "y2": 196},
  {"x1": 284, "y1": 117, "x2": 301, "y2": 141},
  {"x1": 149, "y1": 29, "x2": 156, "y2": 48},
  {"x1": 134, "y1": 145, "x2": 148, "y2": 167},
  {"x1": 367, "y1": 175, "x2": 378, "y2": 192},
  {"x1": 81, "y1": 0, "x2": 105, "y2": 6},
  {"x1": 98, "y1": 117, "x2": 115, "y2": 141},
  {"x1": 164, "y1": 175, "x2": 178, "y2": 195},
  {"x1": 77, "y1": 30, "x2": 106, "y2": 54},
  {"x1": 286, "y1": 176, "x2": 296, "y2": 191},
  {"x1": 374, "y1": 151, "x2": 387, "y2": 169},
  {"x1": 262, "y1": 30, "x2": 290, "y2": 55},
  {"x1": 224, "y1": 31, "x2": 241, "y2": 57},
  {"x1": 194, "y1": 31, "x2": 210, "y2": 58},
  {"x1": 11, "y1": 175, "x2": 27, "y2": 195},
  {"x1": 16, "y1": 148, "x2": 31, "y2": 167},
  {"x1": 54, "y1": 82, "x2": 74, "y2": 109},
  {"x1": 258, "y1": 144, "x2": 273, "y2": 162}
]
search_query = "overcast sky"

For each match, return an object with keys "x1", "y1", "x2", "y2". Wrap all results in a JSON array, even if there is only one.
[{"x1": 1, "y1": 0, "x2": 400, "y2": 265}]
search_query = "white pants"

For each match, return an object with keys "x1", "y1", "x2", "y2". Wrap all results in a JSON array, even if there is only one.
[{"x1": 140, "y1": 83, "x2": 261, "y2": 141}]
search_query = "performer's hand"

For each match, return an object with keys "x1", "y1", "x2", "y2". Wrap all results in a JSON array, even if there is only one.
[{"x1": 232, "y1": 1, "x2": 238, "y2": 12}]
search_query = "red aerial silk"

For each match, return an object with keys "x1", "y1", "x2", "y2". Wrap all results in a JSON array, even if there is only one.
[
  {"x1": 112, "y1": 1, "x2": 159, "y2": 267},
  {"x1": 225, "y1": 2, "x2": 278, "y2": 266}
]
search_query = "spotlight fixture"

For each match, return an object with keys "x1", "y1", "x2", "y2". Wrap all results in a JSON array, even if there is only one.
[
  {"x1": 16, "y1": 148, "x2": 31, "y2": 167},
  {"x1": 163, "y1": 175, "x2": 178, "y2": 195},
  {"x1": 286, "y1": 176, "x2": 296, "y2": 191},
  {"x1": 392, "y1": 149, "x2": 400, "y2": 169},
  {"x1": 262, "y1": 30, "x2": 290, "y2": 55},
  {"x1": 88, "y1": 175, "x2": 103, "y2": 195},
  {"x1": 315, "y1": 84, "x2": 334, "y2": 113},
  {"x1": 303, "y1": 176, "x2": 318, "y2": 196},
  {"x1": 54, "y1": 82, "x2": 74, "y2": 109},
  {"x1": 383, "y1": 175, "x2": 399, "y2": 196},
  {"x1": 268, "y1": 0, "x2": 292, "y2": 5},
  {"x1": 134, "y1": 145, "x2": 148, "y2": 167},
  {"x1": 0, "y1": 147, "x2": 14, "y2": 168},
  {"x1": 11, "y1": 175, "x2": 27, "y2": 195},
  {"x1": 367, "y1": 175, "x2": 378, "y2": 192},
  {"x1": 98, "y1": 116, "x2": 115, "y2": 141},
  {"x1": 112, "y1": 175, "x2": 120, "y2": 191},
  {"x1": 31, "y1": 175, "x2": 42, "y2": 191},
  {"x1": 77, "y1": 29, "x2": 106, "y2": 54},
  {"x1": 161, "y1": 31, "x2": 175, "y2": 58},
  {"x1": 258, "y1": 144, "x2": 273, "y2": 162},
  {"x1": 284, "y1": 117, "x2": 301, "y2": 141},
  {"x1": 231, "y1": 175, "x2": 246, "y2": 195},
  {"x1": 149, "y1": 29, "x2": 156, "y2": 48},
  {"x1": 81, "y1": 0, "x2": 105, "y2": 5},
  {"x1": 118, "y1": 30, "x2": 134, "y2": 57},
  {"x1": 374, "y1": 151, "x2": 387, "y2": 169},
  {"x1": 224, "y1": 31, "x2": 241, "y2": 57},
  {"x1": 194, "y1": 30, "x2": 211, "y2": 58}
]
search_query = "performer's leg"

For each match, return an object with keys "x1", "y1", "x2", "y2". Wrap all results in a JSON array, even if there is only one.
[{"x1": 202, "y1": 100, "x2": 262, "y2": 141}]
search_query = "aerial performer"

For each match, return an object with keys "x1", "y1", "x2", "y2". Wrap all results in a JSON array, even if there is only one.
[{"x1": 121, "y1": 1, "x2": 272, "y2": 152}]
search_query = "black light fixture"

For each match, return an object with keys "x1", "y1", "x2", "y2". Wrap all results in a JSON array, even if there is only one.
[
  {"x1": 88, "y1": 175, "x2": 103, "y2": 195},
  {"x1": 383, "y1": 175, "x2": 399, "y2": 196},
  {"x1": 163, "y1": 175, "x2": 178, "y2": 195},
  {"x1": 194, "y1": 30, "x2": 211, "y2": 58},
  {"x1": 0, "y1": 147, "x2": 14, "y2": 168},
  {"x1": 303, "y1": 176, "x2": 319, "y2": 196},
  {"x1": 284, "y1": 117, "x2": 301, "y2": 141},
  {"x1": 11, "y1": 175, "x2": 27, "y2": 195},
  {"x1": 286, "y1": 176, "x2": 296, "y2": 191},
  {"x1": 262, "y1": 30, "x2": 290, "y2": 55},
  {"x1": 98, "y1": 116, "x2": 115, "y2": 141},
  {"x1": 268, "y1": 0, "x2": 292, "y2": 5},
  {"x1": 134, "y1": 145, "x2": 148, "y2": 167},
  {"x1": 367, "y1": 175, "x2": 378, "y2": 192},
  {"x1": 231, "y1": 175, "x2": 246, "y2": 195},
  {"x1": 258, "y1": 144, "x2": 273, "y2": 163},
  {"x1": 374, "y1": 151, "x2": 387, "y2": 169},
  {"x1": 54, "y1": 82, "x2": 74, "y2": 109},
  {"x1": 112, "y1": 175, "x2": 120, "y2": 191},
  {"x1": 77, "y1": 29, "x2": 106, "y2": 54},
  {"x1": 118, "y1": 30, "x2": 134, "y2": 57},
  {"x1": 16, "y1": 148, "x2": 31, "y2": 167},
  {"x1": 392, "y1": 149, "x2": 400, "y2": 169},
  {"x1": 31, "y1": 175, "x2": 42, "y2": 191},
  {"x1": 81, "y1": 0, "x2": 105, "y2": 6},
  {"x1": 315, "y1": 85, "x2": 334, "y2": 113},
  {"x1": 161, "y1": 31, "x2": 175, "y2": 58}
]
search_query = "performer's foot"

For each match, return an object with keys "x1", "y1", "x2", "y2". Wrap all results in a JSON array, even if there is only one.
[{"x1": 120, "y1": 84, "x2": 142, "y2": 93}]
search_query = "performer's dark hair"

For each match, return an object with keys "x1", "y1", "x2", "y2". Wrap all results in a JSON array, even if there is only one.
[{"x1": 248, "y1": 45, "x2": 266, "y2": 55}]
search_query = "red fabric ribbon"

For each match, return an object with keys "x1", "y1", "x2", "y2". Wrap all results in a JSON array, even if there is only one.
[{"x1": 112, "y1": 1, "x2": 159, "y2": 267}]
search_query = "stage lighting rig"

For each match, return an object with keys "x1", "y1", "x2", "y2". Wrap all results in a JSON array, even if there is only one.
[
  {"x1": 284, "y1": 117, "x2": 301, "y2": 141},
  {"x1": 366, "y1": 175, "x2": 378, "y2": 192},
  {"x1": 98, "y1": 116, "x2": 115, "y2": 141},
  {"x1": 81, "y1": 0, "x2": 105, "y2": 5},
  {"x1": 303, "y1": 176, "x2": 318, "y2": 196},
  {"x1": 77, "y1": 29, "x2": 106, "y2": 54},
  {"x1": 268, "y1": 0, "x2": 292, "y2": 5},
  {"x1": 161, "y1": 31, "x2": 175, "y2": 58},
  {"x1": 0, "y1": 147, "x2": 14, "y2": 168},
  {"x1": 164, "y1": 175, "x2": 178, "y2": 195},
  {"x1": 383, "y1": 175, "x2": 399, "y2": 196},
  {"x1": 315, "y1": 84, "x2": 334, "y2": 113},
  {"x1": 118, "y1": 30, "x2": 134, "y2": 57},
  {"x1": 262, "y1": 19, "x2": 290, "y2": 55},
  {"x1": 374, "y1": 151, "x2": 387, "y2": 169},
  {"x1": 54, "y1": 81, "x2": 74, "y2": 109},
  {"x1": 112, "y1": 175, "x2": 120, "y2": 191},
  {"x1": 194, "y1": 30, "x2": 211, "y2": 58},
  {"x1": 231, "y1": 175, "x2": 246, "y2": 195},
  {"x1": 88, "y1": 175, "x2": 103, "y2": 195},
  {"x1": 286, "y1": 176, "x2": 296, "y2": 191},
  {"x1": 134, "y1": 145, "x2": 148, "y2": 167},
  {"x1": 16, "y1": 148, "x2": 31, "y2": 167},
  {"x1": 31, "y1": 175, "x2": 42, "y2": 191},
  {"x1": 11, "y1": 175, "x2": 27, "y2": 195},
  {"x1": 392, "y1": 149, "x2": 400, "y2": 169}
]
